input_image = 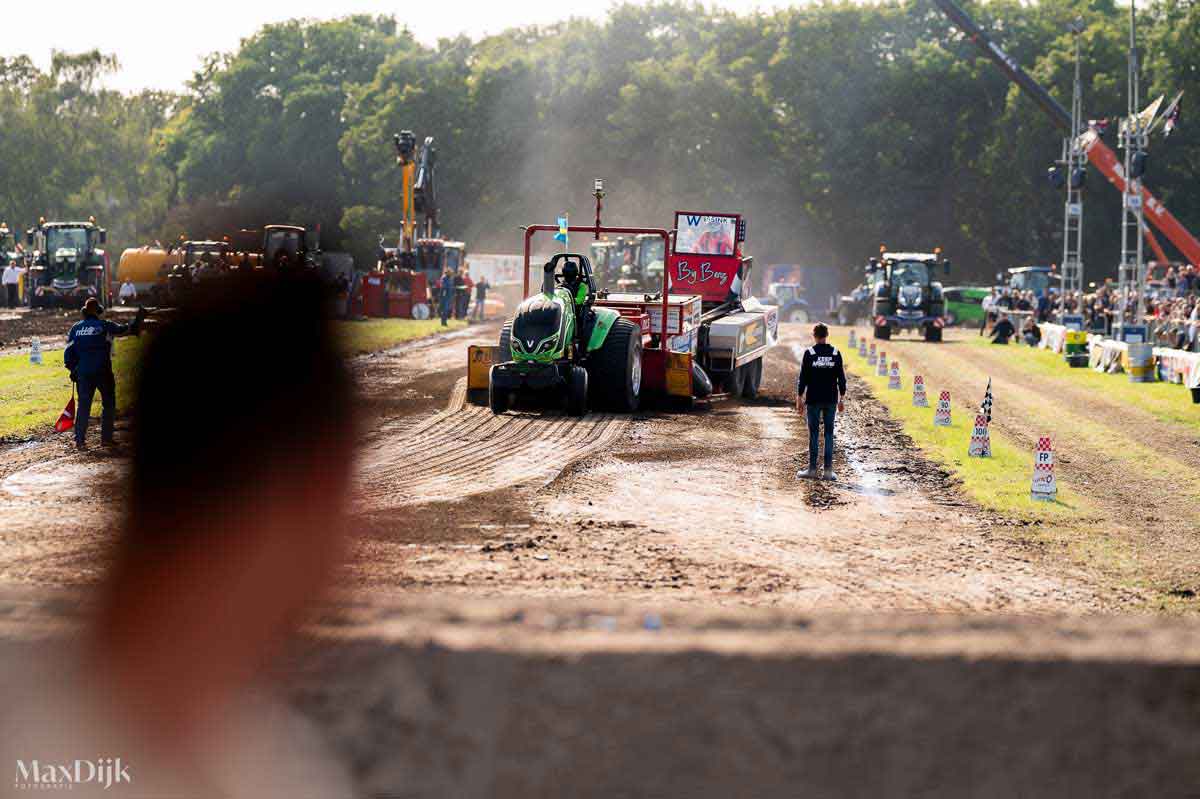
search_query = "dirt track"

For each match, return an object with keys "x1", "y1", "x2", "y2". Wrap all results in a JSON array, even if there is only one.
[
  {"x1": 0, "y1": 321, "x2": 1118, "y2": 610},
  {"x1": 862, "y1": 325, "x2": 1200, "y2": 601},
  {"x1": 326, "y1": 324, "x2": 1110, "y2": 610},
  {"x1": 4, "y1": 317, "x2": 1199, "y2": 798}
]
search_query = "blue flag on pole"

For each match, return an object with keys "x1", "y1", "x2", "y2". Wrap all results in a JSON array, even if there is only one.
[{"x1": 554, "y1": 215, "x2": 569, "y2": 244}]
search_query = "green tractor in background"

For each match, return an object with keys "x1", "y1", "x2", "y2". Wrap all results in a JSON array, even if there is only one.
[{"x1": 489, "y1": 253, "x2": 642, "y2": 416}]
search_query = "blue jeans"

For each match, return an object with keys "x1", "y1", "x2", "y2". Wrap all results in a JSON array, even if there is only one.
[
  {"x1": 76, "y1": 370, "x2": 116, "y2": 446},
  {"x1": 806, "y1": 403, "x2": 836, "y2": 470}
]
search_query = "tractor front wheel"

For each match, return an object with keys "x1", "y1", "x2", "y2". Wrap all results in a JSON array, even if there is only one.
[
  {"x1": 488, "y1": 368, "x2": 510, "y2": 415},
  {"x1": 589, "y1": 317, "x2": 642, "y2": 412},
  {"x1": 497, "y1": 320, "x2": 513, "y2": 362},
  {"x1": 566, "y1": 366, "x2": 588, "y2": 417}
]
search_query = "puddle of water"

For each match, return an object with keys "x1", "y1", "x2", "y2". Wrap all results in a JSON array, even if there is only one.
[{"x1": 2, "y1": 458, "x2": 125, "y2": 500}]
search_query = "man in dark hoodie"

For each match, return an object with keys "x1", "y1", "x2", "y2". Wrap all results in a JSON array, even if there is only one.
[{"x1": 795, "y1": 322, "x2": 847, "y2": 481}]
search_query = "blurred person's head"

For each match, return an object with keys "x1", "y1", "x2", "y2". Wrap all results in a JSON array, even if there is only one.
[
  {"x1": 92, "y1": 272, "x2": 356, "y2": 745},
  {"x1": 812, "y1": 322, "x2": 829, "y2": 342}
]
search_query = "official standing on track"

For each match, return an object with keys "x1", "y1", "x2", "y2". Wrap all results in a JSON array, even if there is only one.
[
  {"x1": 473, "y1": 273, "x2": 489, "y2": 321},
  {"x1": 795, "y1": 322, "x2": 846, "y2": 481},
  {"x1": 64, "y1": 298, "x2": 144, "y2": 450},
  {"x1": 2, "y1": 260, "x2": 23, "y2": 308},
  {"x1": 438, "y1": 268, "x2": 454, "y2": 326}
]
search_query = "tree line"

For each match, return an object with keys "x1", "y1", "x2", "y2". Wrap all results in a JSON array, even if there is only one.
[{"x1": 2, "y1": 0, "x2": 1199, "y2": 287}]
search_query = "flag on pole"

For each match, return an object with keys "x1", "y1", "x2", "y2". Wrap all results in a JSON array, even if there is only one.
[
  {"x1": 554, "y1": 214, "x2": 569, "y2": 246},
  {"x1": 1163, "y1": 91, "x2": 1183, "y2": 137},
  {"x1": 1122, "y1": 94, "x2": 1164, "y2": 136},
  {"x1": 979, "y1": 378, "x2": 993, "y2": 424}
]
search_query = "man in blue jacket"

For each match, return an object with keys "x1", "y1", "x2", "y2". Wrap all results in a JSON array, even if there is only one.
[
  {"x1": 438, "y1": 268, "x2": 454, "y2": 326},
  {"x1": 64, "y1": 298, "x2": 144, "y2": 450},
  {"x1": 795, "y1": 322, "x2": 847, "y2": 481}
]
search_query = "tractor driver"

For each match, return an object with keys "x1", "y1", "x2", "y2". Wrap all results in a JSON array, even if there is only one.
[{"x1": 560, "y1": 258, "x2": 595, "y2": 342}]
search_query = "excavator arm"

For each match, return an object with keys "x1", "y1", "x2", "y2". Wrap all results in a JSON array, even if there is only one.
[
  {"x1": 413, "y1": 136, "x2": 438, "y2": 239},
  {"x1": 934, "y1": 0, "x2": 1200, "y2": 266}
]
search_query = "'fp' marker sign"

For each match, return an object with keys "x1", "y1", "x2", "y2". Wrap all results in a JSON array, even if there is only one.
[{"x1": 1030, "y1": 437, "x2": 1057, "y2": 501}]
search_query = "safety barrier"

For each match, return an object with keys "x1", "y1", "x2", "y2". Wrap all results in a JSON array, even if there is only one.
[
  {"x1": 1039, "y1": 323, "x2": 1067, "y2": 354},
  {"x1": 1156, "y1": 347, "x2": 1200, "y2": 390},
  {"x1": 1088, "y1": 336, "x2": 1128, "y2": 374}
]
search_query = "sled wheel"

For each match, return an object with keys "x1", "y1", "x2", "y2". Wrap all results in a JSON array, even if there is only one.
[{"x1": 741, "y1": 358, "x2": 763, "y2": 399}]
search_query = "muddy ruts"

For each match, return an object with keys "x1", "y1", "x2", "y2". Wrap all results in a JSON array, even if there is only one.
[{"x1": 355, "y1": 391, "x2": 629, "y2": 508}]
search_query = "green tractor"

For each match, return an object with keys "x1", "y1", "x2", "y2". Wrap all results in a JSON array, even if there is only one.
[{"x1": 489, "y1": 253, "x2": 643, "y2": 416}]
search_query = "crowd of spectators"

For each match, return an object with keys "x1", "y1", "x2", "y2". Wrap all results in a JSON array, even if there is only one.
[
  {"x1": 1042, "y1": 264, "x2": 1199, "y2": 351},
  {"x1": 977, "y1": 264, "x2": 1199, "y2": 352}
]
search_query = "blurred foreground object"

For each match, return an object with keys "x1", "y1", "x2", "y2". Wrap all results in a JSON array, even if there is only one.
[{"x1": 2, "y1": 272, "x2": 356, "y2": 798}]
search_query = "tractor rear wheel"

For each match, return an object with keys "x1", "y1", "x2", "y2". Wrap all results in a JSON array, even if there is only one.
[
  {"x1": 488, "y1": 367, "x2": 510, "y2": 415},
  {"x1": 741, "y1": 358, "x2": 763, "y2": 399},
  {"x1": 725, "y1": 365, "x2": 747, "y2": 396},
  {"x1": 498, "y1": 320, "x2": 513, "y2": 362},
  {"x1": 590, "y1": 317, "x2": 642, "y2": 412},
  {"x1": 566, "y1": 366, "x2": 588, "y2": 416}
]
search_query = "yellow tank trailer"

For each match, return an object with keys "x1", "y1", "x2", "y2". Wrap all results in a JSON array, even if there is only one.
[{"x1": 117, "y1": 247, "x2": 179, "y2": 300}]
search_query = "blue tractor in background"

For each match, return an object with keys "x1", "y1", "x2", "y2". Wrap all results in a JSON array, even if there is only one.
[{"x1": 763, "y1": 281, "x2": 811, "y2": 322}]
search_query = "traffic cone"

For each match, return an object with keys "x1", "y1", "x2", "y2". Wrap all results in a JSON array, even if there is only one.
[
  {"x1": 858, "y1": 338, "x2": 867, "y2": 358},
  {"x1": 1031, "y1": 437, "x2": 1057, "y2": 501},
  {"x1": 30, "y1": 337, "x2": 43, "y2": 366},
  {"x1": 848, "y1": 329, "x2": 857, "y2": 349},
  {"x1": 888, "y1": 361, "x2": 901, "y2": 390},
  {"x1": 868, "y1": 342, "x2": 877, "y2": 366},
  {"x1": 934, "y1": 390, "x2": 951, "y2": 426},
  {"x1": 967, "y1": 414, "x2": 991, "y2": 457},
  {"x1": 877, "y1": 351, "x2": 888, "y2": 377},
  {"x1": 912, "y1": 375, "x2": 929, "y2": 406},
  {"x1": 54, "y1": 387, "x2": 75, "y2": 433}
]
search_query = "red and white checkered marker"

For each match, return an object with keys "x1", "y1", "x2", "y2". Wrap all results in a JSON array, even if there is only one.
[
  {"x1": 848, "y1": 329, "x2": 857, "y2": 349},
  {"x1": 868, "y1": 342, "x2": 877, "y2": 366},
  {"x1": 912, "y1": 375, "x2": 929, "y2": 407},
  {"x1": 934, "y1": 390, "x2": 951, "y2": 426},
  {"x1": 888, "y1": 361, "x2": 901, "y2": 390},
  {"x1": 968, "y1": 414, "x2": 991, "y2": 457},
  {"x1": 877, "y1": 351, "x2": 888, "y2": 377},
  {"x1": 858, "y1": 338, "x2": 868, "y2": 358},
  {"x1": 1031, "y1": 437, "x2": 1057, "y2": 501}
]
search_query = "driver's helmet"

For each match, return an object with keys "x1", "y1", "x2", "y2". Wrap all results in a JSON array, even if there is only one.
[{"x1": 561, "y1": 260, "x2": 580, "y2": 285}]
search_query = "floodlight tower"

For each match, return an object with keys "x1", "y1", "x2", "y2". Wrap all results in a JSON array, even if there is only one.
[
  {"x1": 1059, "y1": 19, "x2": 1086, "y2": 325},
  {"x1": 1116, "y1": 0, "x2": 1148, "y2": 340}
]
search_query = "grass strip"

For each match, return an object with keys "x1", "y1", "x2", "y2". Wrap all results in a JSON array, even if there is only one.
[
  {"x1": 963, "y1": 336, "x2": 1200, "y2": 433},
  {"x1": 844, "y1": 336, "x2": 1089, "y2": 520},
  {"x1": 335, "y1": 318, "x2": 467, "y2": 356},
  {"x1": 1, "y1": 318, "x2": 468, "y2": 439}
]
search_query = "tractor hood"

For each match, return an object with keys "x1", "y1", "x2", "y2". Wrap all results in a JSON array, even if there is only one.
[
  {"x1": 511, "y1": 291, "x2": 571, "y2": 361},
  {"x1": 898, "y1": 283, "x2": 923, "y2": 308}
]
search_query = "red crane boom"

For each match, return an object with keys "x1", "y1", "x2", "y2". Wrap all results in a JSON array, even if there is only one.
[{"x1": 934, "y1": 0, "x2": 1200, "y2": 266}]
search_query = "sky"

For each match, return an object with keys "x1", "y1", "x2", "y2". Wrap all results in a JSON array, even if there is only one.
[{"x1": 9, "y1": 0, "x2": 789, "y2": 94}]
